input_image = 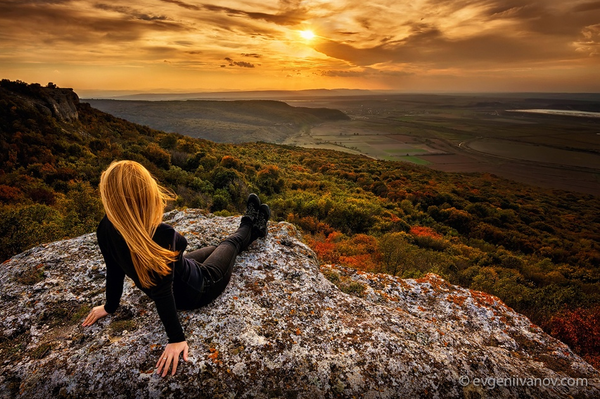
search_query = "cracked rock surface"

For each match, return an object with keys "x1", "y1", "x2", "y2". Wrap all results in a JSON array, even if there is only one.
[{"x1": 1, "y1": 209, "x2": 598, "y2": 398}]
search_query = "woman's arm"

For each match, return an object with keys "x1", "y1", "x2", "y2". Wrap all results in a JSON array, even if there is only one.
[
  {"x1": 83, "y1": 227, "x2": 126, "y2": 326},
  {"x1": 96, "y1": 221, "x2": 126, "y2": 313},
  {"x1": 103, "y1": 258, "x2": 125, "y2": 313},
  {"x1": 151, "y1": 278, "x2": 189, "y2": 376}
]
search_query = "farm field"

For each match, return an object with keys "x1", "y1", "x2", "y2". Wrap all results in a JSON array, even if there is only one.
[
  {"x1": 283, "y1": 94, "x2": 600, "y2": 195},
  {"x1": 466, "y1": 138, "x2": 600, "y2": 169}
]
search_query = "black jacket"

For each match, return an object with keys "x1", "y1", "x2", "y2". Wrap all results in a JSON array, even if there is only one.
[{"x1": 96, "y1": 215, "x2": 203, "y2": 343}]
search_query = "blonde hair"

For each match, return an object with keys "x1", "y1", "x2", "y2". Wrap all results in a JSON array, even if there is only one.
[{"x1": 99, "y1": 160, "x2": 179, "y2": 288}]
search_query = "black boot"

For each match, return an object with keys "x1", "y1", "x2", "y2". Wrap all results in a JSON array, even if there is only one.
[
  {"x1": 253, "y1": 204, "x2": 270, "y2": 239},
  {"x1": 241, "y1": 193, "x2": 261, "y2": 227}
]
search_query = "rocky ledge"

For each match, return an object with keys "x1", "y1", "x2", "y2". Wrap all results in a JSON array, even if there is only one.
[{"x1": 0, "y1": 209, "x2": 598, "y2": 398}]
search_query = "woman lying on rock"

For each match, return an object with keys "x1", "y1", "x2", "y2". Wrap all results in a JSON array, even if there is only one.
[{"x1": 82, "y1": 160, "x2": 270, "y2": 376}]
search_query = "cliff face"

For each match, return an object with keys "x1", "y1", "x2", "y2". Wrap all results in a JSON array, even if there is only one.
[
  {"x1": 40, "y1": 86, "x2": 79, "y2": 122},
  {"x1": 0, "y1": 81, "x2": 79, "y2": 122},
  {"x1": 0, "y1": 210, "x2": 598, "y2": 398}
]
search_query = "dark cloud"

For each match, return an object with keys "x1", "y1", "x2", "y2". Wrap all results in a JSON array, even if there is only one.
[
  {"x1": 143, "y1": 46, "x2": 180, "y2": 55},
  {"x1": 5, "y1": 0, "x2": 73, "y2": 4},
  {"x1": 161, "y1": 0, "x2": 306, "y2": 26},
  {"x1": 233, "y1": 61, "x2": 255, "y2": 68},
  {"x1": 356, "y1": 17, "x2": 371, "y2": 30},
  {"x1": 0, "y1": 2, "x2": 185, "y2": 46},
  {"x1": 319, "y1": 70, "x2": 365, "y2": 77},
  {"x1": 224, "y1": 57, "x2": 255, "y2": 68},
  {"x1": 313, "y1": 27, "x2": 576, "y2": 68},
  {"x1": 160, "y1": 0, "x2": 200, "y2": 11},
  {"x1": 241, "y1": 53, "x2": 261, "y2": 58},
  {"x1": 477, "y1": 0, "x2": 600, "y2": 36},
  {"x1": 202, "y1": 4, "x2": 305, "y2": 26},
  {"x1": 573, "y1": 1, "x2": 600, "y2": 12},
  {"x1": 94, "y1": 3, "x2": 169, "y2": 21}
]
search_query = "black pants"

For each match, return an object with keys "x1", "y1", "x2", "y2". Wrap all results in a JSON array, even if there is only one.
[{"x1": 183, "y1": 224, "x2": 251, "y2": 307}]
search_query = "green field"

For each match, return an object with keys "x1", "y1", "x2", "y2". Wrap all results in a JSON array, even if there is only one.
[{"x1": 283, "y1": 94, "x2": 600, "y2": 195}]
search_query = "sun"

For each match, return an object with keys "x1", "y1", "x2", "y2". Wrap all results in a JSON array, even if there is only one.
[{"x1": 300, "y1": 30, "x2": 316, "y2": 40}]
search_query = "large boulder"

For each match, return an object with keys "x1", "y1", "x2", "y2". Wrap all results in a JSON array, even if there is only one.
[{"x1": 0, "y1": 209, "x2": 598, "y2": 398}]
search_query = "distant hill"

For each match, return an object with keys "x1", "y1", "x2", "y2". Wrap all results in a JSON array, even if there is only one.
[
  {"x1": 1, "y1": 79, "x2": 599, "y2": 369},
  {"x1": 82, "y1": 88, "x2": 374, "y2": 101},
  {"x1": 85, "y1": 99, "x2": 349, "y2": 143}
]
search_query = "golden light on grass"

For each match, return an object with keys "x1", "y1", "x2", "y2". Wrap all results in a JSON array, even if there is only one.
[{"x1": 300, "y1": 30, "x2": 316, "y2": 40}]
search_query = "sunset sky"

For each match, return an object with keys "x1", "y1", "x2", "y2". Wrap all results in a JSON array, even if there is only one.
[{"x1": 1, "y1": 0, "x2": 599, "y2": 94}]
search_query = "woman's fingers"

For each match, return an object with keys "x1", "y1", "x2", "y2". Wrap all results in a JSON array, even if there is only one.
[
  {"x1": 183, "y1": 345, "x2": 189, "y2": 362},
  {"x1": 156, "y1": 354, "x2": 166, "y2": 370},
  {"x1": 171, "y1": 356, "x2": 179, "y2": 376},
  {"x1": 81, "y1": 306, "x2": 107, "y2": 327},
  {"x1": 161, "y1": 356, "x2": 172, "y2": 377},
  {"x1": 82, "y1": 312, "x2": 95, "y2": 326},
  {"x1": 156, "y1": 354, "x2": 170, "y2": 376}
]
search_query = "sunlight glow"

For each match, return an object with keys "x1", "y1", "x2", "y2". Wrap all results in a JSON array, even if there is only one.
[{"x1": 300, "y1": 30, "x2": 316, "y2": 40}]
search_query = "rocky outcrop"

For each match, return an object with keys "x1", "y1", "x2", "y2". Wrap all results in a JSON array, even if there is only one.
[
  {"x1": 0, "y1": 81, "x2": 79, "y2": 121},
  {"x1": 0, "y1": 210, "x2": 598, "y2": 398},
  {"x1": 39, "y1": 86, "x2": 79, "y2": 122}
]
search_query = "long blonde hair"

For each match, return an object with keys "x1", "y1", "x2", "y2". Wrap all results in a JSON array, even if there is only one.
[{"x1": 99, "y1": 160, "x2": 179, "y2": 288}]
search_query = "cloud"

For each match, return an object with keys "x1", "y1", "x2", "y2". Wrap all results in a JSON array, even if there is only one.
[
  {"x1": 313, "y1": 29, "x2": 576, "y2": 69},
  {"x1": 577, "y1": 23, "x2": 600, "y2": 55},
  {"x1": 160, "y1": 0, "x2": 306, "y2": 26},
  {"x1": 241, "y1": 53, "x2": 261, "y2": 58},
  {"x1": 572, "y1": 1, "x2": 600, "y2": 13},
  {"x1": 319, "y1": 69, "x2": 365, "y2": 77},
  {"x1": 0, "y1": 1, "x2": 185, "y2": 47},
  {"x1": 318, "y1": 68, "x2": 413, "y2": 78},
  {"x1": 203, "y1": 4, "x2": 305, "y2": 26},
  {"x1": 160, "y1": 0, "x2": 200, "y2": 11},
  {"x1": 93, "y1": 3, "x2": 170, "y2": 21},
  {"x1": 224, "y1": 57, "x2": 255, "y2": 68},
  {"x1": 309, "y1": 0, "x2": 600, "y2": 69},
  {"x1": 233, "y1": 61, "x2": 255, "y2": 68}
]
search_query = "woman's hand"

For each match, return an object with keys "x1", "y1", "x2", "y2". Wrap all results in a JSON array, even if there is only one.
[
  {"x1": 156, "y1": 341, "x2": 189, "y2": 377},
  {"x1": 82, "y1": 305, "x2": 108, "y2": 327}
]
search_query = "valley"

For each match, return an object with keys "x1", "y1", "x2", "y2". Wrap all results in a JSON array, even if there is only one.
[{"x1": 88, "y1": 93, "x2": 600, "y2": 194}]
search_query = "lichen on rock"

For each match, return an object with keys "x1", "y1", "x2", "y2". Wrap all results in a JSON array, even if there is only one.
[{"x1": 0, "y1": 209, "x2": 598, "y2": 398}]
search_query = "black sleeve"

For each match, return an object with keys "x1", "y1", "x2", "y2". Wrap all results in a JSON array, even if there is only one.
[
  {"x1": 96, "y1": 230, "x2": 125, "y2": 314},
  {"x1": 151, "y1": 272, "x2": 186, "y2": 343}
]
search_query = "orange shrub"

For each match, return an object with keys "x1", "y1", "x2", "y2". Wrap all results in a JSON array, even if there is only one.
[
  {"x1": 410, "y1": 226, "x2": 442, "y2": 239},
  {"x1": 548, "y1": 306, "x2": 600, "y2": 369}
]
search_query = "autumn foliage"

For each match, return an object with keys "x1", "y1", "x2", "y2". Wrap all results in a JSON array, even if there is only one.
[{"x1": 548, "y1": 307, "x2": 600, "y2": 369}]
